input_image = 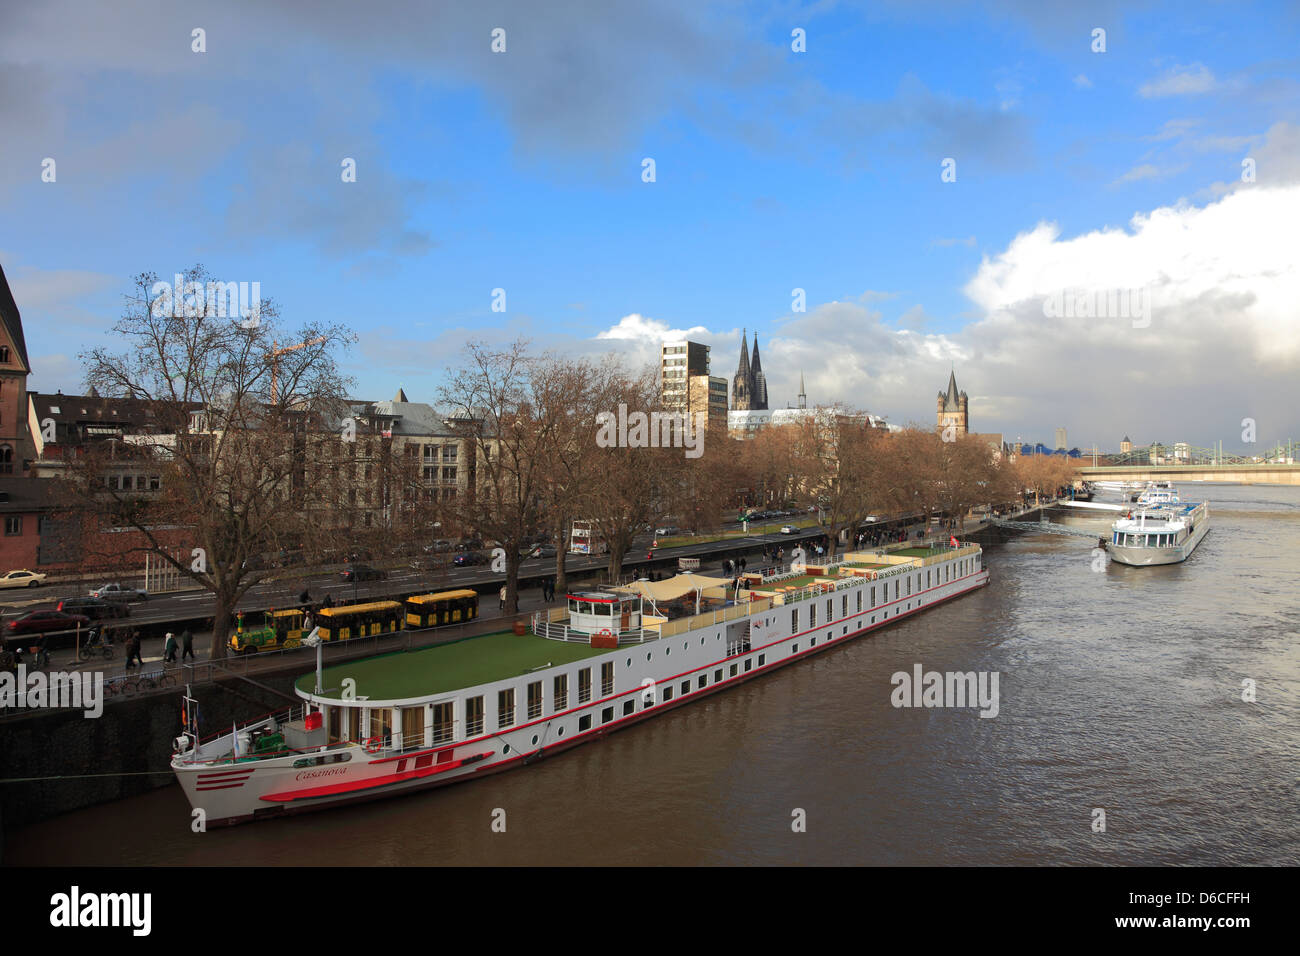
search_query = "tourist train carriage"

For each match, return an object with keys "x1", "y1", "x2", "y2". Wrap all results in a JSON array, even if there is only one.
[
  {"x1": 172, "y1": 541, "x2": 989, "y2": 826},
  {"x1": 404, "y1": 589, "x2": 479, "y2": 629},
  {"x1": 314, "y1": 600, "x2": 403, "y2": 642}
]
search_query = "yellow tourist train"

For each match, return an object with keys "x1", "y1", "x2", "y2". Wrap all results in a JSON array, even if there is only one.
[{"x1": 403, "y1": 589, "x2": 479, "y2": 629}]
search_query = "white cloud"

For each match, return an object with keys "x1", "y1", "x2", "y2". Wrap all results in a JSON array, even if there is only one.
[
  {"x1": 1072, "y1": 74, "x2": 1092, "y2": 89},
  {"x1": 1113, "y1": 163, "x2": 1186, "y2": 184},
  {"x1": 1139, "y1": 63, "x2": 1216, "y2": 98},
  {"x1": 931, "y1": 236, "x2": 977, "y2": 248},
  {"x1": 596, "y1": 313, "x2": 710, "y2": 343},
  {"x1": 685, "y1": 182, "x2": 1300, "y2": 447}
]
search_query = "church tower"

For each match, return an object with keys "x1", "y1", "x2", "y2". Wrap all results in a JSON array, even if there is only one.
[
  {"x1": 749, "y1": 334, "x2": 769, "y2": 411},
  {"x1": 0, "y1": 263, "x2": 32, "y2": 477},
  {"x1": 936, "y1": 368, "x2": 969, "y2": 438},
  {"x1": 732, "y1": 330, "x2": 752, "y2": 411}
]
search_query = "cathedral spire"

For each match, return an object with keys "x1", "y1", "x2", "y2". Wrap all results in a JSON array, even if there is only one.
[{"x1": 750, "y1": 334, "x2": 768, "y2": 410}]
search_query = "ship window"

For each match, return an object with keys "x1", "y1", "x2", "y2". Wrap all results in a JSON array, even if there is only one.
[
  {"x1": 714, "y1": 669, "x2": 722, "y2": 682},
  {"x1": 601, "y1": 662, "x2": 614, "y2": 697},
  {"x1": 758, "y1": 654, "x2": 766, "y2": 666},
  {"x1": 431, "y1": 702, "x2": 453, "y2": 744},
  {"x1": 623, "y1": 700, "x2": 634, "y2": 716},
  {"x1": 578, "y1": 667, "x2": 592, "y2": 704},
  {"x1": 466, "y1": 696, "x2": 484, "y2": 736},
  {"x1": 792, "y1": 643, "x2": 799, "y2": 654},
  {"x1": 497, "y1": 689, "x2": 515, "y2": 729},
  {"x1": 554, "y1": 674, "x2": 568, "y2": 711},
  {"x1": 532, "y1": 734, "x2": 539, "y2": 745},
  {"x1": 527, "y1": 681, "x2": 543, "y2": 719},
  {"x1": 680, "y1": 681, "x2": 690, "y2": 695},
  {"x1": 856, "y1": 590, "x2": 862, "y2": 612},
  {"x1": 791, "y1": 608, "x2": 798, "y2": 633},
  {"x1": 662, "y1": 686, "x2": 674, "y2": 702},
  {"x1": 730, "y1": 664, "x2": 738, "y2": 677},
  {"x1": 871, "y1": 586, "x2": 877, "y2": 606},
  {"x1": 842, "y1": 595, "x2": 848, "y2": 617},
  {"x1": 579, "y1": 715, "x2": 592, "y2": 731},
  {"x1": 826, "y1": 598, "x2": 832, "y2": 620},
  {"x1": 744, "y1": 659, "x2": 752, "y2": 672},
  {"x1": 602, "y1": 706, "x2": 614, "y2": 724},
  {"x1": 810, "y1": 604, "x2": 817, "y2": 627}
]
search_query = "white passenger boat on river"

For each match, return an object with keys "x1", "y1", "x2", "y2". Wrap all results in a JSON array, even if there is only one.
[{"x1": 171, "y1": 541, "x2": 989, "y2": 826}]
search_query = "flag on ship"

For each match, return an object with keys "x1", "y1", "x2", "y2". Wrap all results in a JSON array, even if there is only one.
[{"x1": 949, "y1": 535, "x2": 959, "y2": 548}]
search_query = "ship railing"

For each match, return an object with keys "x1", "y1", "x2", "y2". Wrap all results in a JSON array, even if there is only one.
[
  {"x1": 529, "y1": 613, "x2": 656, "y2": 645},
  {"x1": 181, "y1": 702, "x2": 315, "y2": 764}
]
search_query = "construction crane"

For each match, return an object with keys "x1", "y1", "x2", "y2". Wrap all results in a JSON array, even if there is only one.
[{"x1": 269, "y1": 336, "x2": 327, "y2": 403}]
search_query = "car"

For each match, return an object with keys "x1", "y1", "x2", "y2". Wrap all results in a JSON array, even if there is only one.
[
  {"x1": 529, "y1": 544, "x2": 558, "y2": 559},
  {"x1": 457, "y1": 538, "x2": 484, "y2": 552},
  {"x1": 453, "y1": 551, "x2": 488, "y2": 567},
  {"x1": 56, "y1": 597, "x2": 130, "y2": 620},
  {"x1": 0, "y1": 569, "x2": 47, "y2": 589},
  {"x1": 423, "y1": 539, "x2": 454, "y2": 554},
  {"x1": 864, "y1": 516, "x2": 880, "y2": 523},
  {"x1": 89, "y1": 583, "x2": 149, "y2": 602},
  {"x1": 655, "y1": 526, "x2": 682, "y2": 537},
  {"x1": 340, "y1": 565, "x2": 387, "y2": 582},
  {"x1": 6, "y1": 610, "x2": 92, "y2": 636},
  {"x1": 780, "y1": 525, "x2": 798, "y2": 535}
]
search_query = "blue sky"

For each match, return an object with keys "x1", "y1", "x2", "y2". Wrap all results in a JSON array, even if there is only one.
[{"x1": 3, "y1": 0, "x2": 1298, "y2": 452}]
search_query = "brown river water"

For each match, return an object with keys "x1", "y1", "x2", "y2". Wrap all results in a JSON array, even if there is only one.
[{"x1": 7, "y1": 483, "x2": 1299, "y2": 866}]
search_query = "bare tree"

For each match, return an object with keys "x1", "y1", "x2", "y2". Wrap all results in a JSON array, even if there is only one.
[{"x1": 77, "y1": 266, "x2": 354, "y2": 659}]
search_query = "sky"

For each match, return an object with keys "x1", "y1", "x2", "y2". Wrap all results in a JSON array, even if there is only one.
[{"x1": 2, "y1": 0, "x2": 1298, "y2": 453}]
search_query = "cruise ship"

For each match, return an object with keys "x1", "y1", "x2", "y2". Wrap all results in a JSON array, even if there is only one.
[
  {"x1": 171, "y1": 540, "x2": 989, "y2": 826},
  {"x1": 1107, "y1": 499, "x2": 1209, "y2": 566}
]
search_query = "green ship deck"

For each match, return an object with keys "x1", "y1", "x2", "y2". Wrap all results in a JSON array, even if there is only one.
[{"x1": 296, "y1": 629, "x2": 612, "y2": 702}]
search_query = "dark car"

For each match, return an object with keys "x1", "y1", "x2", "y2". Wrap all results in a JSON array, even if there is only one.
[
  {"x1": 528, "y1": 544, "x2": 558, "y2": 559},
  {"x1": 453, "y1": 551, "x2": 488, "y2": 567},
  {"x1": 56, "y1": 597, "x2": 129, "y2": 620},
  {"x1": 456, "y1": 539, "x2": 485, "y2": 552},
  {"x1": 340, "y1": 565, "x2": 387, "y2": 582},
  {"x1": 7, "y1": 610, "x2": 92, "y2": 636}
]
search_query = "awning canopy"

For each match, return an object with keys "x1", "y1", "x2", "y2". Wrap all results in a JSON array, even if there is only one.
[{"x1": 619, "y1": 572, "x2": 731, "y2": 602}]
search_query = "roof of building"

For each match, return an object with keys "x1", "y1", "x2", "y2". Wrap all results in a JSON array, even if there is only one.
[
  {"x1": 939, "y1": 369, "x2": 966, "y2": 411},
  {"x1": 29, "y1": 392, "x2": 202, "y2": 434},
  {"x1": 0, "y1": 262, "x2": 32, "y2": 373}
]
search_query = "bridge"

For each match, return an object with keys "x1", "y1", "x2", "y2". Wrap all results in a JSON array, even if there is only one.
[{"x1": 1079, "y1": 462, "x2": 1300, "y2": 485}]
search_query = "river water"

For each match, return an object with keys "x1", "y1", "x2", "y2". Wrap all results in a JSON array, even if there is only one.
[{"x1": 8, "y1": 483, "x2": 1299, "y2": 865}]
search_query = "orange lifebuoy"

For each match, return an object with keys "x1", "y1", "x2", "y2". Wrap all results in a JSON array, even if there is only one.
[
  {"x1": 362, "y1": 736, "x2": 383, "y2": 754},
  {"x1": 597, "y1": 628, "x2": 613, "y2": 638}
]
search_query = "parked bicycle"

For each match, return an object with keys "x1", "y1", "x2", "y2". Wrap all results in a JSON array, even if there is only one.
[{"x1": 77, "y1": 634, "x2": 115, "y2": 662}]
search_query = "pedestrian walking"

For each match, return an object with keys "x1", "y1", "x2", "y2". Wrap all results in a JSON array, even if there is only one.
[
  {"x1": 303, "y1": 611, "x2": 314, "y2": 634},
  {"x1": 35, "y1": 632, "x2": 50, "y2": 669},
  {"x1": 181, "y1": 628, "x2": 195, "y2": 661},
  {"x1": 164, "y1": 632, "x2": 178, "y2": 664},
  {"x1": 299, "y1": 587, "x2": 311, "y2": 607},
  {"x1": 499, "y1": 584, "x2": 507, "y2": 611},
  {"x1": 740, "y1": 557, "x2": 746, "y2": 573},
  {"x1": 125, "y1": 631, "x2": 139, "y2": 670}
]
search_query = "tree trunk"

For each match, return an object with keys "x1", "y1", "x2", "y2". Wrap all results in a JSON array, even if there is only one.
[
  {"x1": 608, "y1": 543, "x2": 628, "y2": 584},
  {"x1": 209, "y1": 589, "x2": 234, "y2": 661},
  {"x1": 506, "y1": 550, "x2": 521, "y2": 615},
  {"x1": 554, "y1": 547, "x2": 567, "y2": 595}
]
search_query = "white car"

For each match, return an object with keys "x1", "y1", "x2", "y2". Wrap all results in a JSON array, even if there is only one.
[
  {"x1": 780, "y1": 525, "x2": 798, "y2": 535},
  {"x1": 0, "y1": 569, "x2": 46, "y2": 589}
]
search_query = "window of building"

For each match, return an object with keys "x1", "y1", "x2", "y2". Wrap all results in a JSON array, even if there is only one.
[
  {"x1": 4, "y1": 516, "x2": 21, "y2": 536},
  {"x1": 553, "y1": 674, "x2": 568, "y2": 711},
  {"x1": 0, "y1": 346, "x2": 8, "y2": 363},
  {"x1": 466, "y1": 696, "x2": 484, "y2": 737},
  {"x1": 601, "y1": 662, "x2": 614, "y2": 697},
  {"x1": 497, "y1": 688, "x2": 515, "y2": 729},
  {"x1": 527, "y1": 681, "x2": 543, "y2": 720}
]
